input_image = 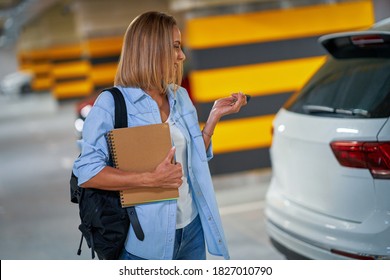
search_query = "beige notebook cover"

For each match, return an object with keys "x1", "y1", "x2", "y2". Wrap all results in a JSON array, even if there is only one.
[{"x1": 107, "y1": 123, "x2": 179, "y2": 207}]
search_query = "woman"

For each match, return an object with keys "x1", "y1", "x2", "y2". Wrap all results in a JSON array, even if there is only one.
[{"x1": 73, "y1": 11, "x2": 247, "y2": 260}]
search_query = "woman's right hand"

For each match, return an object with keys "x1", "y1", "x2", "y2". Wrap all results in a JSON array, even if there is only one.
[
  {"x1": 153, "y1": 147, "x2": 183, "y2": 188},
  {"x1": 82, "y1": 147, "x2": 182, "y2": 191}
]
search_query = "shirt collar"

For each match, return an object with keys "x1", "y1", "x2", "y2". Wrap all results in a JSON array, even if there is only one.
[
  {"x1": 116, "y1": 86, "x2": 146, "y2": 103},
  {"x1": 117, "y1": 85, "x2": 177, "y2": 105},
  {"x1": 166, "y1": 85, "x2": 177, "y2": 107}
]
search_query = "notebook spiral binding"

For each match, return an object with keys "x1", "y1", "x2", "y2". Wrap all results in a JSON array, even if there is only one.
[
  {"x1": 106, "y1": 131, "x2": 124, "y2": 204},
  {"x1": 107, "y1": 131, "x2": 118, "y2": 168}
]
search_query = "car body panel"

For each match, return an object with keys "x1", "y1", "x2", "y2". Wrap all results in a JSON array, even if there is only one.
[
  {"x1": 265, "y1": 17, "x2": 390, "y2": 259},
  {"x1": 266, "y1": 182, "x2": 390, "y2": 258},
  {"x1": 270, "y1": 109, "x2": 387, "y2": 223},
  {"x1": 377, "y1": 118, "x2": 390, "y2": 141}
]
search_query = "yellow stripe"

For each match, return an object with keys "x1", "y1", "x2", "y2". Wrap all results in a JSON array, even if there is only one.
[
  {"x1": 52, "y1": 60, "x2": 91, "y2": 79},
  {"x1": 90, "y1": 63, "x2": 117, "y2": 86},
  {"x1": 190, "y1": 56, "x2": 326, "y2": 102},
  {"x1": 202, "y1": 115, "x2": 275, "y2": 154},
  {"x1": 186, "y1": 1, "x2": 374, "y2": 49},
  {"x1": 30, "y1": 63, "x2": 52, "y2": 75},
  {"x1": 32, "y1": 78, "x2": 52, "y2": 91},
  {"x1": 18, "y1": 49, "x2": 50, "y2": 60},
  {"x1": 53, "y1": 80, "x2": 93, "y2": 99},
  {"x1": 84, "y1": 37, "x2": 123, "y2": 57},
  {"x1": 48, "y1": 44, "x2": 83, "y2": 60}
]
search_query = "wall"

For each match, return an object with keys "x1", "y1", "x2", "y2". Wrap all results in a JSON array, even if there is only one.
[
  {"x1": 374, "y1": 0, "x2": 390, "y2": 21},
  {"x1": 13, "y1": 0, "x2": 380, "y2": 174},
  {"x1": 183, "y1": 0, "x2": 374, "y2": 174},
  {"x1": 16, "y1": 0, "x2": 175, "y2": 98}
]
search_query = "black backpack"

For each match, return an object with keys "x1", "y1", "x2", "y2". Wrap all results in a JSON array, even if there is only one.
[{"x1": 70, "y1": 87, "x2": 144, "y2": 260}]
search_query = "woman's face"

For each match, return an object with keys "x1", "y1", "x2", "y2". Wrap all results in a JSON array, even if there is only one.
[{"x1": 173, "y1": 25, "x2": 186, "y2": 68}]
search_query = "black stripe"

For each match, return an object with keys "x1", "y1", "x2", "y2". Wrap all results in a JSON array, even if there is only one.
[
  {"x1": 94, "y1": 84, "x2": 114, "y2": 91},
  {"x1": 52, "y1": 57, "x2": 86, "y2": 64},
  {"x1": 90, "y1": 55, "x2": 120, "y2": 65},
  {"x1": 195, "y1": 91, "x2": 293, "y2": 123},
  {"x1": 35, "y1": 73, "x2": 50, "y2": 78},
  {"x1": 209, "y1": 147, "x2": 271, "y2": 175},
  {"x1": 54, "y1": 76, "x2": 88, "y2": 83},
  {"x1": 189, "y1": 35, "x2": 326, "y2": 70},
  {"x1": 31, "y1": 58, "x2": 50, "y2": 64},
  {"x1": 52, "y1": 55, "x2": 118, "y2": 65}
]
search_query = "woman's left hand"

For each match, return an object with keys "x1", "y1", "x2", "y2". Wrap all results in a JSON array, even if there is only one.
[
  {"x1": 202, "y1": 92, "x2": 248, "y2": 149},
  {"x1": 210, "y1": 92, "x2": 248, "y2": 120}
]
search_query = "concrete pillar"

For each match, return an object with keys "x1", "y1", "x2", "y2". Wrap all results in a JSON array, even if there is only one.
[
  {"x1": 16, "y1": 0, "x2": 180, "y2": 98},
  {"x1": 72, "y1": 0, "x2": 171, "y2": 39},
  {"x1": 373, "y1": 0, "x2": 390, "y2": 21},
  {"x1": 174, "y1": 0, "x2": 375, "y2": 174}
]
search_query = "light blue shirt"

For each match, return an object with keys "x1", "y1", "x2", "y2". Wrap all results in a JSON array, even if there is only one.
[{"x1": 73, "y1": 85, "x2": 230, "y2": 260}]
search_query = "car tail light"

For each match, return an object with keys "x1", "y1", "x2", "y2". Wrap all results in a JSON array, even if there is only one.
[
  {"x1": 330, "y1": 141, "x2": 390, "y2": 179},
  {"x1": 320, "y1": 32, "x2": 390, "y2": 59},
  {"x1": 351, "y1": 34, "x2": 385, "y2": 46}
]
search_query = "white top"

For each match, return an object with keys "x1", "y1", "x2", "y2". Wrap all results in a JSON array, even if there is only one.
[{"x1": 167, "y1": 116, "x2": 198, "y2": 229}]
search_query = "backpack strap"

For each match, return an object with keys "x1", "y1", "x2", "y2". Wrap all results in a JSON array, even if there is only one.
[
  {"x1": 105, "y1": 87, "x2": 145, "y2": 242},
  {"x1": 107, "y1": 87, "x2": 128, "y2": 129}
]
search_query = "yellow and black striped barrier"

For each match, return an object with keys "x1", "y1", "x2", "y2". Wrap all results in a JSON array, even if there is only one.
[
  {"x1": 84, "y1": 36, "x2": 122, "y2": 92},
  {"x1": 18, "y1": 39, "x2": 122, "y2": 100},
  {"x1": 50, "y1": 43, "x2": 93, "y2": 99},
  {"x1": 185, "y1": 0, "x2": 374, "y2": 174},
  {"x1": 18, "y1": 49, "x2": 53, "y2": 92}
]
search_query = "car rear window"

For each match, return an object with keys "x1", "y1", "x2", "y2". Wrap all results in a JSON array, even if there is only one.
[{"x1": 285, "y1": 57, "x2": 390, "y2": 118}]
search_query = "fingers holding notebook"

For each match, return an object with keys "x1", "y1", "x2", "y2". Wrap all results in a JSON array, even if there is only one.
[{"x1": 153, "y1": 147, "x2": 183, "y2": 189}]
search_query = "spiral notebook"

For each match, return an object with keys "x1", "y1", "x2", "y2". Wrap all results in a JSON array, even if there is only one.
[{"x1": 107, "y1": 123, "x2": 179, "y2": 207}]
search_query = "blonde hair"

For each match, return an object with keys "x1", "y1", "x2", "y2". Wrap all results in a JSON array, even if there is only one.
[{"x1": 114, "y1": 11, "x2": 183, "y2": 93}]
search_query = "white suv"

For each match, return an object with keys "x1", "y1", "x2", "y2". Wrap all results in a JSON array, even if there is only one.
[{"x1": 265, "y1": 18, "x2": 390, "y2": 260}]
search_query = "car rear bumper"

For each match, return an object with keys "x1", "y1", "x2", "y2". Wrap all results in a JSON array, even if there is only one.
[
  {"x1": 265, "y1": 185, "x2": 390, "y2": 260},
  {"x1": 266, "y1": 219, "x2": 344, "y2": 259}
]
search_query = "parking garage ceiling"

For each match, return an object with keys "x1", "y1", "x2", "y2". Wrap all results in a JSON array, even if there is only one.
[
  {"x1": 0, "y1": 0, "x2": 256, "y2": 47},
  {"x1": 0, "y1": 0, "x2": 369, "y2": 48},
  {"x1": 0, "y1": 0, "x2": 23, "y2": 9},
  {"x1": 0, "y1": 0, "x2": 59, "y2": 47}
]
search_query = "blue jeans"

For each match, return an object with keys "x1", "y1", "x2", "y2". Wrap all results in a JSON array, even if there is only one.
[{"x1": 119, "y1": 215, "x2": 206, "y2": 260}]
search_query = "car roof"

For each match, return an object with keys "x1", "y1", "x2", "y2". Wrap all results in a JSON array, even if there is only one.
[
  {"x1": 318, "y1": 16, "x2": 390, "y2": 44},
  {"x1": 317, "y1": 17, "x2": 390, "y2": 59}
]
